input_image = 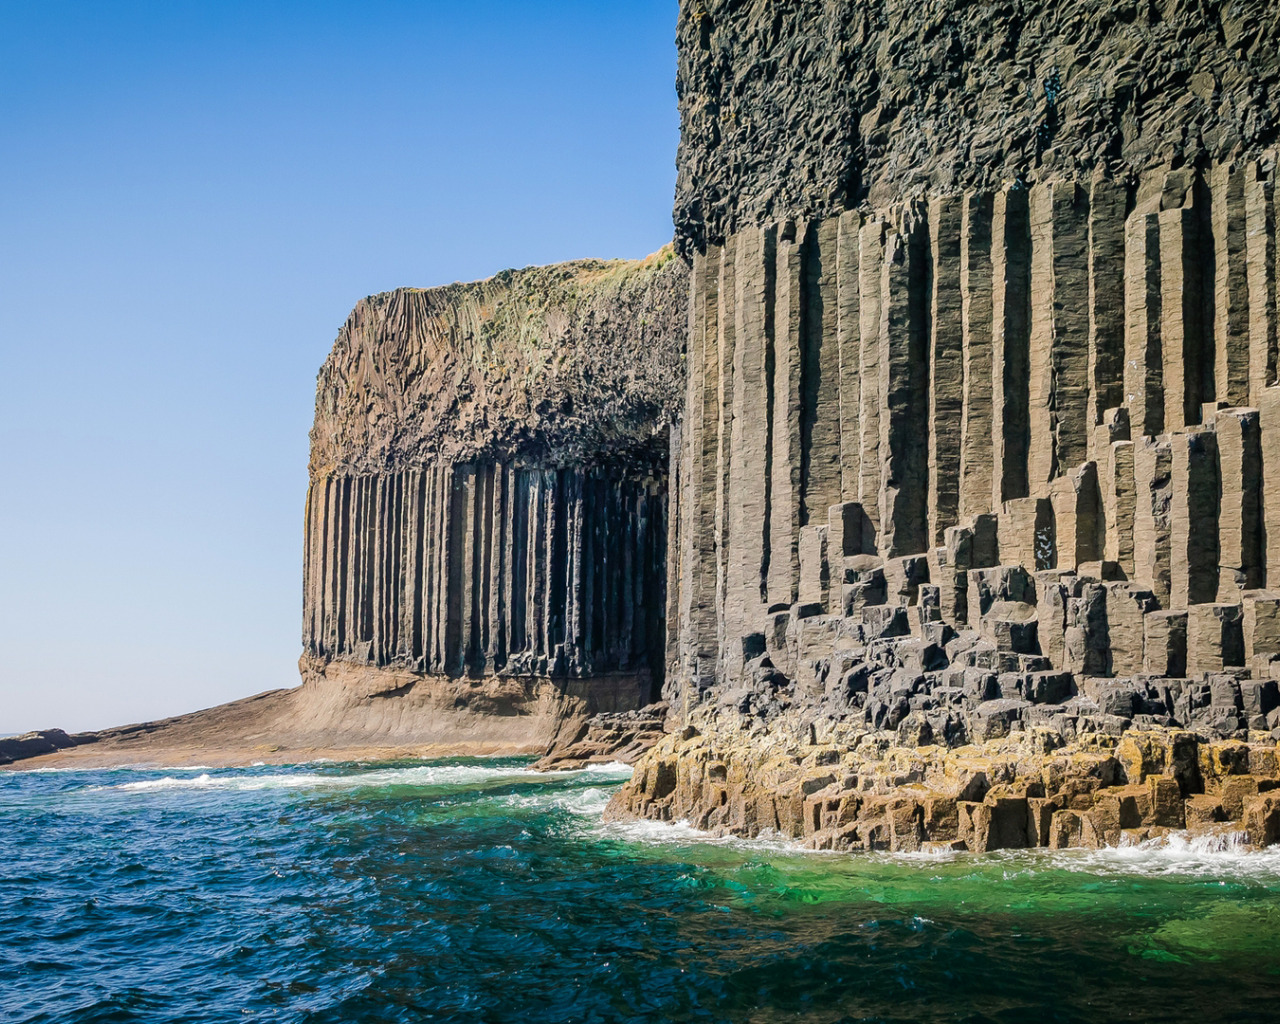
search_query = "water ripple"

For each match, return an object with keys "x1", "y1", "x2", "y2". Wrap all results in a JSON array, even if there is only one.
[{"x1": 2, "y1": 758, "x2": 1279, "y2": 1023}]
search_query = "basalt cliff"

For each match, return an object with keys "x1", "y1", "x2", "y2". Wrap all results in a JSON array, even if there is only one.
[
  {"x1": 17, "y1": 0, "x2": 1280, "y2": 854},
  {"x1": 608, "y1": 0, "x2": 1280, "y2": 852},
  {"x1": 4, "y1": 251, "x2": 687, "y2": 768},
  {"x1": 298, "y1": 251, "x2": 687, "y2": 762}
]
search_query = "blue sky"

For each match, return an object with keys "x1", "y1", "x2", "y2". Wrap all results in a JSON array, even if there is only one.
[{"x1": 0, "y1": 0, "x2": 679, "y2": 733}]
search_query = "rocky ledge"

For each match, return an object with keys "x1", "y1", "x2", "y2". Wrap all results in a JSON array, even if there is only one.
[
  {"x1": 607, "y1": 716, "x2": 1280, "y2": 854},
  {"x1": 611, "y1": 555, "x2": 1280, "y2": 852},
  {"x1": 534, "y1": 704, "x2": 668, "y2": 771},
  {"x1": 0, "y1": 729, "x2": 95, "y2": 766}
]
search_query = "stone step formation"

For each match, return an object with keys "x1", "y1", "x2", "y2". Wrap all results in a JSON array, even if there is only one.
[
  {"x1": 610, "y1": 0, "x2": 1280, "y2": 850},
  {"x1": 670, "y1": 161, "x2": 1280, "y2": 715}
]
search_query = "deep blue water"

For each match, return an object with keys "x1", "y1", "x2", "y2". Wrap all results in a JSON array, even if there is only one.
[{"x1": 2, "y1": 758, "x2": 1280, "y2": 1023}]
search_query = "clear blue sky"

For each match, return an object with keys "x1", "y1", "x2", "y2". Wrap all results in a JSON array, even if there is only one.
[{"x1": 0, "y1": 0, "x2": 679, "y2": 734}]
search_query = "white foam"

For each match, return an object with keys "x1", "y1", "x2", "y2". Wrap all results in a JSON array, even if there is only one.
[
  {"x1": 109, "y1": 773, "x2": 321, "y2": 793},
  {"x1": 578, "y1": 761, "x2": 635, "y2": 778},
  {"x1": 1042, "y1": 830, "x2": 1280, "y2": 880},
  {"x1": 499, "y1": 785, "x2": 620, "y2": 817},
  {"x1": 5, "y1": 762, "x2": 221, "y2": 775},
  {"x1": 92, "y1": 759, "x2": 633, "y2": 796},
  {"x1": 598, "y1": 815, "x2": 817, "y2": 853},
  {"x1": 599, "y1": 815, "x2": 1280, "y2": 881}
]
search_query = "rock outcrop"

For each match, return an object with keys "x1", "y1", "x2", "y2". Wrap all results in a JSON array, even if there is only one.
[
  {"x1": 3, "y1": 252, "x2": 688, "y2": 771},
  {"x1": 0, "y1": 729, "x2": 91, "y2": 765},
  {"x1": 309, "y1": 251, "x2": 687, "y2": 473},
  {"x1": 611, "y1": 0, "x2": 1280, "y2": 850},
  {"x1": 674, "y1": 0, "x2": 1280, "y2": 254},
  {"x1": 300, "y1": 250, "x2": 688, "y2": 762}
]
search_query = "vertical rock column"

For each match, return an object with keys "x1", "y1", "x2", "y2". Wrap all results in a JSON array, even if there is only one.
[
  {"x1": 1247, "y1": 162, "x2": 1278, "y2": 405},
  {"x1": 837, "y1": 211, "x2": 863, "y2": 504},
  {"x1": 802, "y1": 218, "x2": 843, "y2": 536},
  {"x1": 1161, "y1": 202, "x2": 1208, "y2": 430},
  {"x1": 1169, "y1": 430, "x2": 1220, "y2": 608},
  {"x1": 878, "y1": 208, "x2": 930, "y2": 557},
  {"x1": 302, "y1": 480, "x2": 321, "y2": 655},
  {"x1": 453, "y1": 464, "x2": 477, "y2": 673},
  {"x1": 992, "y1": 188, "x2": 1031, "y2": 505},
  {"x1": 725, "y1": 226, "x2": 776, "y2": 656},
  {"x1": 1263, "y1": 387, "x2": 1280, "y2": 589},
  {"x1": 430, "y1": 463, "x2": 453, "y2": 672},
  {"x1": 1088, "y1": 176, "x2": 1128, "y2": 455},
  {"x1": 1216, "y1": 408, "x2": 1263, "y2": 599},
  {"x1": 677, "y1": 246, "x2": 723, "y2": 681},
  {"x1": 1125, "y1": 208, "x2": 1165, "y2": 439},
  {"x1": 769, "y1": 226, "x2": 804, "y2": 608},
  {"x1": 859, "y1": 219, "x2": 886, "y2": 539},
  {"x1": 714, "y1": 235, "x2": 737, "y2": 656},
  {"x1": 958, "y1": 192, "x2": 995, "y2": 521},
  {"x1": 1134, "y1": 437, "x2": 1173, "y2": 606},
  {"x1": 928, "y1": 195, "x2": 964, "y2": 546},
  {"x1": 1214, "y1": 163, "x2": 1252, "y2": 408},
  {"x1": 405, "y1": 469, "x2": 426, "y2": 663},
  {"x1": 1101, "y1": 432, "x2": 1137, "y2": 578},
  {"x1": 1028, "y1": 182, "x2": 1091, "y2": 488}
]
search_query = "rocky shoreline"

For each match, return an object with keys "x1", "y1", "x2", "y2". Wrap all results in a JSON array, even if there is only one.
[
  {"x1": 608, "y1": 714, "x2": 1280, "y2": 853},
  {"x1": 600, "y1": 0, "x2": 1280, "y2": 855},
  {"x1": 1, "y1": 663, "x2": 661, "y2": 772}
]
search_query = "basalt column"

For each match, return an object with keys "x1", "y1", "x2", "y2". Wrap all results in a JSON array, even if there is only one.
[
  {"x1": 667, "y1": 160, "x2": 1280, "y2": 714},
  {"x1": 304, "y1": 464, "x2": 668, "y2": 682},
  {"x1": 617, "y1": 0, "x2": 1280, "y2": 853},
  {"x1": 304, "y1": 249, "x2": 687, "y2": 742}
]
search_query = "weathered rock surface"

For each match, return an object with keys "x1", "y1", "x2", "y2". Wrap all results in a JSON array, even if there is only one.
[
  {"x1": 607, "y1": 714, "x2": 1280, "y2": 852},
  {"x1": 534, "y1": 704, "x2": 669, "y2": 770},
  {"x1": 675, "y1": 0, "x2": 1280, "y2": 255},
  {"x1": 298, "y1": 249, "x2": 688, "y2": 765},
  {"x1": 0, "y1": 729, "x2": 91, "y2": 765},
  {"x1": 9, "y1": 252, "x2": 688, "y2": 771},
  {"x1": 311, "y1": 249, "x2": 687, "y2": 473},
  {"x1": 7, "y1": 661, "x2": 658, "y2": 770}
]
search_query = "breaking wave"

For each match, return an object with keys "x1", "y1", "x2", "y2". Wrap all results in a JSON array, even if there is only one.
[
  {"x1": 95, "y1": 759, "x2": 633, "y2": 795},
  {"x1": 4, "y1": 756, "x2": 1279, "y2": 1023}
]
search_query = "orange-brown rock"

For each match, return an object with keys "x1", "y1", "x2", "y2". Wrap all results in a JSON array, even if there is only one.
[{"x1": 606, "y1": 714, "x2": 1280, "y2": 852}]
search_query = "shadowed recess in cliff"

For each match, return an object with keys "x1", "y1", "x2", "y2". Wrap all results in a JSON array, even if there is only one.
[{"x1": 303, "y1": 464, "x2": 668, "y2": 683}]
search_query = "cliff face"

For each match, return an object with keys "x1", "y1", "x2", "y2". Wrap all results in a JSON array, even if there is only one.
[
  {"x1": 311, "y1": 251, "x2": 687, "y2": 473},
  {"x1": 300, "y1": 250, "x2": 688, "y2": 757},
  {"x1": 1, "y1": 252, "x2": 687, "y2": 771},
  {"x1": 674, "y1": 0, "x2": 1280, "y2": 254},
  {"x1": 610, "y1": 0, "x2": 1280, "y2": 852}
]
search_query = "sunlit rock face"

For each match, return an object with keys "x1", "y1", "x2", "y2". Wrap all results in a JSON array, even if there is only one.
[{"x1": 611, "y1": 0, "x2": 1280, "y2": 851}]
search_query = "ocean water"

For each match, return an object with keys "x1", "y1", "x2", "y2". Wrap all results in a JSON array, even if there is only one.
[{"x1": 3, "y1": 760, "x2": 1280, "y2": 1024}]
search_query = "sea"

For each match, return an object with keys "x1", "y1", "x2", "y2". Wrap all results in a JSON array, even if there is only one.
[{"x1": 2, "y1": 758, "x2": 1279, "y2": 1024}]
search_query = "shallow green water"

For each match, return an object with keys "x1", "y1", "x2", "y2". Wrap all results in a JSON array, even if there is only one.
[{"x1": 2, "y1": 757, "x2": 1278, "y2": 1022}]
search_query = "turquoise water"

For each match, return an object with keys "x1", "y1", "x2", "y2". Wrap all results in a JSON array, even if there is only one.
[{"x1": 3, "y1": 759, "x2": 1280, "y2": 1023}]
